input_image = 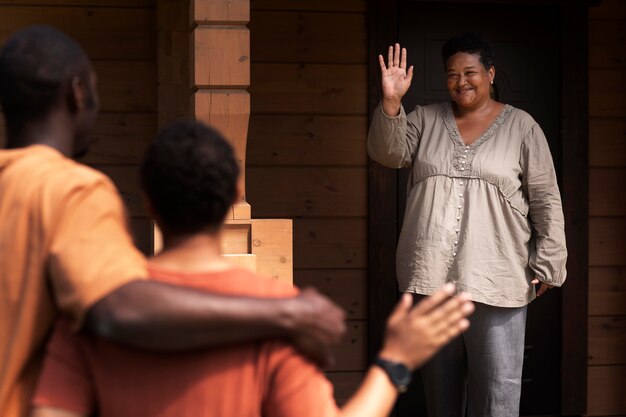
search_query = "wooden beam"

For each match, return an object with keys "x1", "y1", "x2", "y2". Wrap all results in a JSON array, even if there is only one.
[
  {"x1": 560, "y1": 3, "x2": 589, "y2": 413},
  {"x1": 193, "y1": 90, "x2": 250, "y2": 205},
  {"x1": 250, "y1": 63, "x2": 367, "y2": 115},
  {"x1": 250, "y1": 11, "x2": 366, "y2": 64},
  {"x1": 248, "y1": 115, "x2": 367, "y2": 166},
  {"x1": 192, "y1": 0, "x2": 249, "y2": 24},
  {"x1": 247, "y1": 167, "x2": 366, "y2": 218}
]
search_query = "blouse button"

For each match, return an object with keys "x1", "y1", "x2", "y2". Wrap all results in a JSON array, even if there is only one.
[
  {"x1": 454, "y1": 241, "x2": 458, "y2": 245},
  {"x1": 453, "y1": 252, "x2": 457, "y2": 256},
  {"x1": 458, "y1": 193, "x2": 462, "y2": 197},
  {"x1": 457, "y1": 205, "x2": 462, "y2": 209}
]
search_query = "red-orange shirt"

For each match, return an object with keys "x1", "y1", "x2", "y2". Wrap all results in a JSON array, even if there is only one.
[
  {"x1": 32, "y1": 265, "x2": 341, "y2": 417},
  {"x1": 0, "y1": 145, "x2": 147, "y2": 417}
]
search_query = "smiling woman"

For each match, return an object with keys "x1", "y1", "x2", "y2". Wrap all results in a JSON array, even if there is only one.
[{"x1": 367, "y1": 33, "x2": 568, "y2": 417}]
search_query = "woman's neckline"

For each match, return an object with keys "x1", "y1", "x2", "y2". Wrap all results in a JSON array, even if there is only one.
[{"x1": 443, "y1": 101, "x2": 513, "y2": 149}]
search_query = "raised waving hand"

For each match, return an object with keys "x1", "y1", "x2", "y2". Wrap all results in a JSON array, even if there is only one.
[{"x1": 379, "y1": 43, "x2": 413, "y2": 116}]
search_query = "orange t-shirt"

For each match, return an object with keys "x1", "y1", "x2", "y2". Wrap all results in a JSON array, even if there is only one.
[
  {"x1": 0, "y1": 145, "x2": 147, "y2": 417},
  {"x1": 32, "y1": 265, "x2": 341, "y2": 417}
]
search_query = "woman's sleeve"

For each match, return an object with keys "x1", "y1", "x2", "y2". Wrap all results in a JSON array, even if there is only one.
[
  {"x1": 520, "y1": 124, "x2": 568, "y2": 286},
  {"x1": 367, "y1": 104, "x2": 422, "y2": 169}
]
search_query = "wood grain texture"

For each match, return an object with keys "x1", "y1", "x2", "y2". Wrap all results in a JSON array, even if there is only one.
[
  {"x1": 588, "y1": 365, "x2": 626, "y2": 416},
  {"x1": 293, "y1": 218, "x2": 366, "y2": 269},
  {"x1": 589, "y1": 19, "x2": 626, "y2": 70},
  {"x1": 589, "y1": 69, "x2": 626, "y2": 117},
  {"x1": 251, "y1": 0, "x2": 366, "y2": 13},
  {"x1": 247, "y1": 167, "x2": 366, "y2": 217},
  {"x1": 589, "y1": 118, "x2": 626, "y2": 168},
  {"x1": 589, "y1": 266, "x2": 626, "y2": 316},
  {"x1": 224, "y1": 219, "x2": 293, "y2": 284},
  {"x1": 78, "y1": 113, "x2": 156, "y2": 165},
  {"x1": 0, "y1": 6, "x2": 155, "y2": 60},
  {"x1": 93, "y1": 61, "x2": 156, "y2": 113},
  {"x1": 192, "y1": 26, "x2": 250, "y2": 87},
  {"x1": 247, "y1": 115, "x2": 367, "y2": 166},
  {"x1": 0, "y1": 1, "x2": 154, "y2": 6},
  {"x1": 589, "y1": 218, "x2": 626, "y2": 267},
  {"x1": 588, "y1": 316, "x2": 626, "y2": 366},
  {"x1": 250, "y1": 11, "x2": 366, "y2": 63},
  {"x1": 589, "y1": 168, "x2": 626, "y2": 216},
  {"x1": 192, "y1": 0, "x2": 249, "y2": 24},
  {"x1": 328, "y1": 319, "x2": 366, "y2": 372},
  {"x1": 250, "y1": 63, "x2": 367, "y2": 115},
  {"x1": 295, "y1": 269, "x2": 367, "y2": 320},
  {"x1": 193, "y1": 91, "x2": 250, "y2": 193}
]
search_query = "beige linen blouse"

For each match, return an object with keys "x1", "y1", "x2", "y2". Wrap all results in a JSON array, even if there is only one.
[{"x1": 367, "y1": 102, "x2": 567, "y2": 307}]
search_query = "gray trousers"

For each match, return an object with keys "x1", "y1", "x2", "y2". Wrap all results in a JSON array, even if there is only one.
[{"x1": 415, "y1": 295, "x2": 527, "y2": 417}]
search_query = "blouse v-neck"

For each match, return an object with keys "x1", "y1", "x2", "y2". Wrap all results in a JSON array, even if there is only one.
[{"x1": 443, "y1": 102, "x2": 513, "y2": 148}]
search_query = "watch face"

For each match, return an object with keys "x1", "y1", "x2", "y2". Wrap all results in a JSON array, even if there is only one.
[{"x1": 391, "y1": 363, "x2": 412, "y2": 388}]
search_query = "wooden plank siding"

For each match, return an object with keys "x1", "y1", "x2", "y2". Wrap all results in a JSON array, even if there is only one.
[
  {"x1": 0, "y1": 2, "x2": 157, "y2": 254},
  {"x1": 587, "y1": 0, "x2": 626, "y2": 415},
  {"x1": 247, "y1": 0, "x2": 368, "y2": 402}
]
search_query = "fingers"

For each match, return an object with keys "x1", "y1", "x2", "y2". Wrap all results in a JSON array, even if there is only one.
[
  {"x1": 378, "y1": 54, "x2": 387, "y2": 72},
  {"x1": 400, "y1": 47, "x2": 407, "y2": 70},
  {"x1": 393, "y1": 43, "x2": 400, "y2": 68},
  {"x1": 425, "y1": 293, "x2": 470, "y2": 328},
  {"x1": 536, "y1": 283, "x2": 551, "y2": 297},
  {"x1": 387, "y1": 45, "x2": 394, "y2": 68},
  {"x1": 531, "y1": 278, "x2": 539, "y2": 284},
  {"x1": 407, "y1": 65, "x2": 414, "y2": 83},
  {"x1": 388, "y1": 293, "x2": 412, "y2": 324},
  {"x1": 411, "y1": 283, "x2": 455, "y2": 315}
]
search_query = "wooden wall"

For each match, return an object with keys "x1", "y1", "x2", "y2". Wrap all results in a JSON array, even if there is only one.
[
  {"x1": 247, "y1": 0, "x2": 368, "y2": 402},
  {"x1": 587, "y1": 0, "x2": 626, "y2": 415},
  {"x1": 0, "y1": 0, "x2": 157, "y2": 254}
]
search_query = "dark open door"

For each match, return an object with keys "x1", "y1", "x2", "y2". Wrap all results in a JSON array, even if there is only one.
[{"x1": 367, "y1": 1, "x2": 589, "y2": 416}]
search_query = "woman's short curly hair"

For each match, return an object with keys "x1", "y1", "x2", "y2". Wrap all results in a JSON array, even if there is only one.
[
  {"x1": 140, "y1": 120, "x2": 240, "y2": 235},
  {"x1": 441, "y1": 32, "x2": 495, "y2": 70}
]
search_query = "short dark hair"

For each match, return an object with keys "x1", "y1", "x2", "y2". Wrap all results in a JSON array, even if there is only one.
[
  {"x1": 140, "y1": 120, "x2": 240, "y2": 235},
  {"x1": 0, "y1": 26, "x2": 92, "y2": 134},
  {"x1": 441, "y1": 33, "x2": 495, "y2": 70}
]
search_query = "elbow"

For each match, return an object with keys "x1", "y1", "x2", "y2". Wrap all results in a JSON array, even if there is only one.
[{"x1": 83, "y1": 283, "x2": 149, "y2": 342}]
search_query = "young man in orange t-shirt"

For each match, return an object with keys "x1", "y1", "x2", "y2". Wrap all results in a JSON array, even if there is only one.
[{"x1": 31, "y1": 121, "x2": 474, "y2": 417}]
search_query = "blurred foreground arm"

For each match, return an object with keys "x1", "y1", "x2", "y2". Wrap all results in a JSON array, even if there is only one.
[
  {"x1": 84, "y1": 284, "x2": 345, "y2": 366},
  {"x1": 340, "y1": 285, "x2": 474, "y2": 417}
]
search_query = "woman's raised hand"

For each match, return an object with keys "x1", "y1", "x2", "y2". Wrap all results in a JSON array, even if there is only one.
[{"x1": 379, "y1": 43, "x2": 413, "y2": 116}]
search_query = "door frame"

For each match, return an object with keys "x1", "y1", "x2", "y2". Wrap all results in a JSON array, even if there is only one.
[{"x1": 366, "y1": 1, "x2": 589, "y2": 414}]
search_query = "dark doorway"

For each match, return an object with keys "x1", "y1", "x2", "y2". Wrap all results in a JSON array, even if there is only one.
[{"x1": 367, "y1": 1, "x2": 588, "y2": 416}]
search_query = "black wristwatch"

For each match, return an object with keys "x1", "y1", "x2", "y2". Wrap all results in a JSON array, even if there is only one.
[{"x1": 374, "y1": 357, "x2": 412, "y2": 393}]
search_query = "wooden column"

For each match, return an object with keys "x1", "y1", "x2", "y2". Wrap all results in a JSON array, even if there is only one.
[{"x1": 188, "y1": 0, "x2": 293, "y2": 283}]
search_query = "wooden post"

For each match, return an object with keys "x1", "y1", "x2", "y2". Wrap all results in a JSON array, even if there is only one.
[
  {"x1": 181, "y1": 0, "x2": 293, "y2": 283},
  {"x1": 191, "y1": 0, "x2": 251, "y2": 219}
]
